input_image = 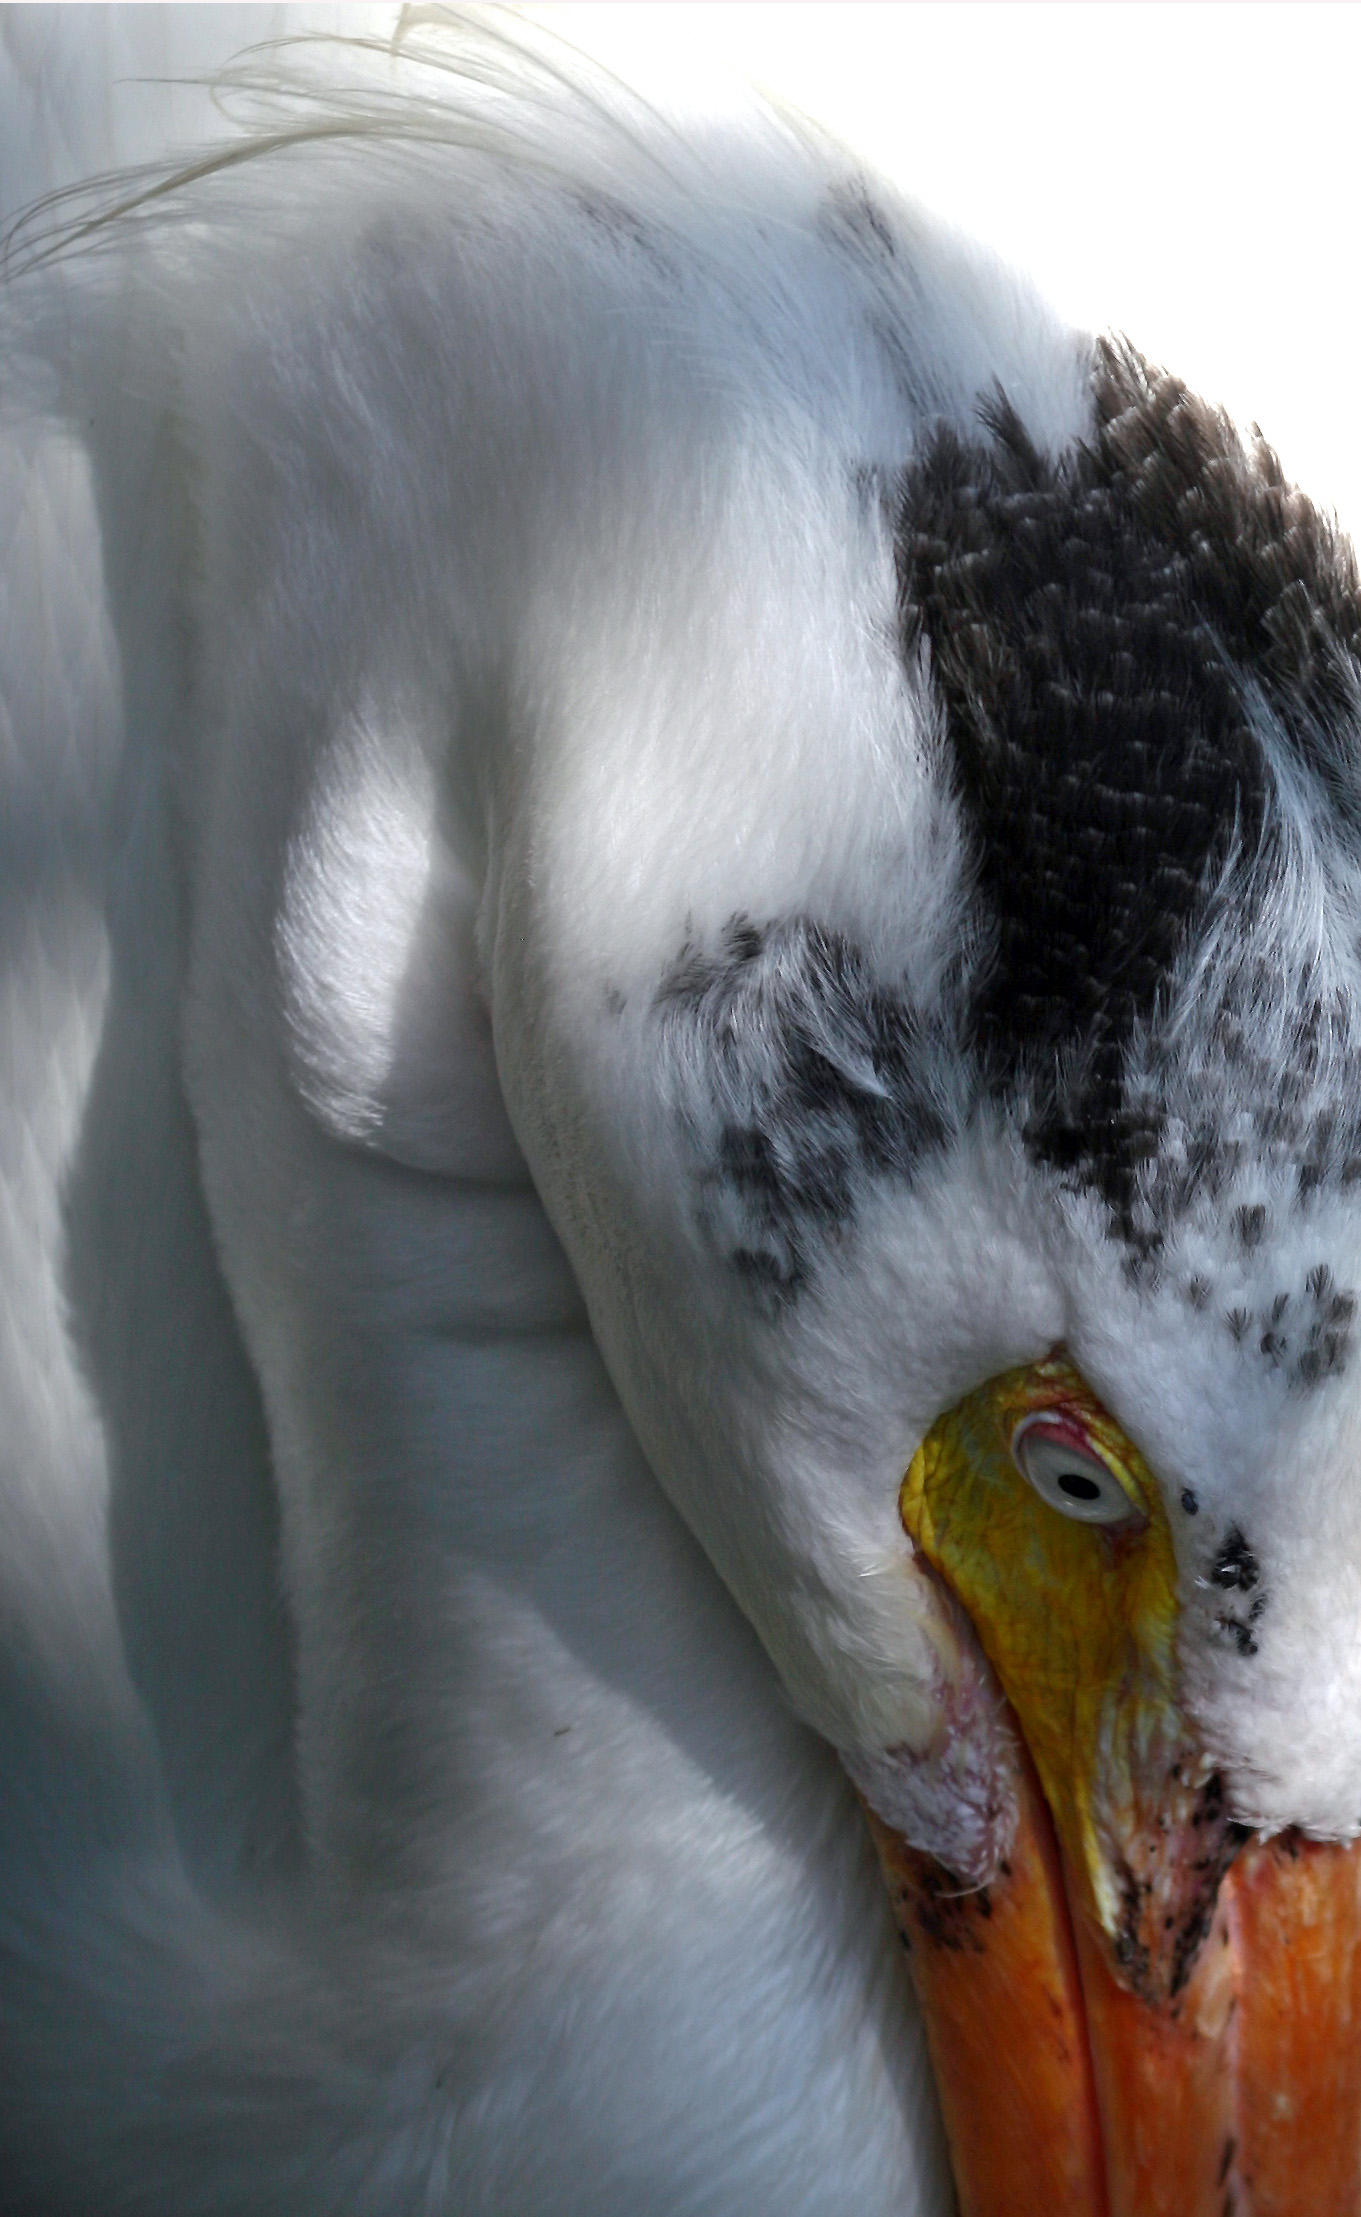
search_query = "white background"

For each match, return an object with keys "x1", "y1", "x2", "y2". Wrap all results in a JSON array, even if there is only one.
[
  {"x1": 531, "y1": 3, "x2": 1361, "y2": 540},
  {"x1": 5, "y1": 4, "x2": 1358, "y2": 530}
]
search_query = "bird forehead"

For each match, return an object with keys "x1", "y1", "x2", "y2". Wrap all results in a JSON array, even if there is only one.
[{"x1": 899, "y1": 343, "x2": 1361, "y2": 1241}]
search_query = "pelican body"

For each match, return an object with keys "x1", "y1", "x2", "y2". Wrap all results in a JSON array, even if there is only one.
[{"x1": 4, "y1": 12, "x2": 1361, "y2": 2213}]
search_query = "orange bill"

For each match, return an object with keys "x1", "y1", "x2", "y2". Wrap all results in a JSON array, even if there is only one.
[{"x1": 862, "y1": 1745, "x2": 1107, "y2": 2217}]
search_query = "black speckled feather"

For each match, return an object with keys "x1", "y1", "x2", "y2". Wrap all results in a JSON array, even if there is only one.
[
  {"x1": 658, "y1": 917, "x2": 950, "y2": 1305},
  {"x1": 896, "y1": 337, "x2": 1361, "y2": 1254}
]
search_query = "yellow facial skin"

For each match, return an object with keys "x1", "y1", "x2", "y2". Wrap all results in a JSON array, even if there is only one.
[{"x1": 901, "y1": 1353, "x2": 1237, "y2": 1999}]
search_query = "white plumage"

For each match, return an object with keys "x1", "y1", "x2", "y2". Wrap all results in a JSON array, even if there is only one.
[
  {"x1": 4, "y1": 10, "x2": 1361, "y2": 2213},
  {"x1": 1, "y1": 16, "x2": 962, "y2": 2207}
]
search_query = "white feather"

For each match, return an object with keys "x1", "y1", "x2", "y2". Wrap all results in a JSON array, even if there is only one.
[{"x1": 7, "y1": 7, "x2": 1361, "y2": 2210}]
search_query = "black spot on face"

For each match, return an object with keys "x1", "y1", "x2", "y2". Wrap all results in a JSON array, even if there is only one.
[
  {"x1": 1180, "y1": 1487, "x2": 1200, "y2": 1516},
  {"x1": 1218, "y1": 1267, "x2": 1356, "y2": 1391},
  {"x1": 1283, "y1": 1272, "x2": 1356, "y2": 1390},
  {"x1": 1206, "y1": 1527, "x2": 1267, "y2": 1654},
  {"x1": 1209, "y1": 1525, "x2": 1261, "y2": 1592},
  {"x1": 1216, "y1": 1613, "x2": 1261, "y2": 1658},
  {"x1": 658, "y1": 915, "x2": 951, "y2": 1305}
]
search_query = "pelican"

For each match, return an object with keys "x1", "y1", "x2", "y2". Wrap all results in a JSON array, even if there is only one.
[{"x1": 5, "y1": 9, "x2": 1361, "y2": 2212}]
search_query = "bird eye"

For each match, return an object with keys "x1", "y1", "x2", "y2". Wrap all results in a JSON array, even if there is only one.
[{"x1": 1011, "y1": 1415, "x2": 1141, "y2": 1525}]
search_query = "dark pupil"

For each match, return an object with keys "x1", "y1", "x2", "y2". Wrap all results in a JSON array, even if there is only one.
[{"x1": 1059, "y1": 1470, "x2": 1101, "y2": 1502}]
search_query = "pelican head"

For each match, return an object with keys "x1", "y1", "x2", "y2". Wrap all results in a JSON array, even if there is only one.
[{"x1": 491, "y1": 330, "x2": 1361, "y2": 2208}]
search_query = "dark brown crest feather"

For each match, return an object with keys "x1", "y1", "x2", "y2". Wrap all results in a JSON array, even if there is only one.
[
  {"x1": 894, "y1": 336, "x2": 1361, "y2": 1258},
  {"x1": 1093, "y1": 335, "x2": 1361, "y2": 740}
]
